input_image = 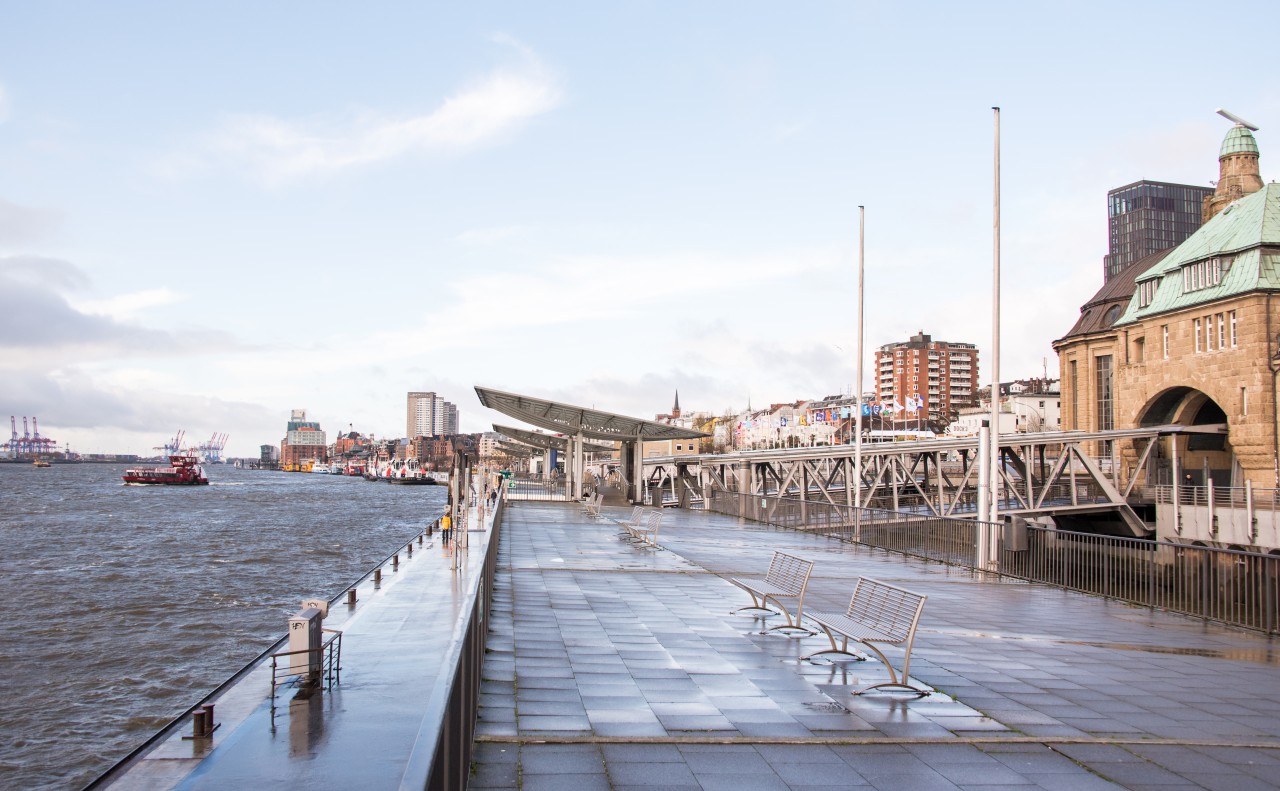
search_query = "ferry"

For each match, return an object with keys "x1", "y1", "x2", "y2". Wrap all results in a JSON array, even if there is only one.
[{"x1": 122, "y1": 455, "x2": 209, "y2": 485}]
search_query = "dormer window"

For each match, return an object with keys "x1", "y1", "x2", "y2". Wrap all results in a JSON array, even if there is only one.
[
  {"x1": 1183, "y1": 257, "x2": 1228, "y2": 293},
  {"x1": 1137, "y1": 279, "x2": 1159, "y2": 308}
]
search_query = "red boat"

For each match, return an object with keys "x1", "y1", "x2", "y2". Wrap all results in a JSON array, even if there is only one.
[{"x1": 122, "y1": 455, "x2": 209, "y2": 485}]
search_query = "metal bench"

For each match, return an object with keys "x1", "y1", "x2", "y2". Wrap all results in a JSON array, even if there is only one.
[
  {"x1": 803, "y1": 577, "x2": 930, "y2": 696},
  {"x1": 623, "y1": 511, "x2": 663, "y2": 548},
  {"x1": 729, "y1": 551, "x2": 815, "y2": 635},
  {"x1": 580, "y1": 492, "x2": 603, "y2": 517}
]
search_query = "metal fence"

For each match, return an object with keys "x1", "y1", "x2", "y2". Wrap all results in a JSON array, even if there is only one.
[
  {"x1": 505, "y1": 477, "x2": 570, "y2": 501},
  {"x1": 704, "y1": 489, "x2": 1280, "y2": 635}
]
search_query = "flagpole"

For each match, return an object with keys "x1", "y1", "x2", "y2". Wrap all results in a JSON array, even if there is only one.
[
  {"x1": 855, "y1": 205, "x2": 864, "y2": 522},
  {"x1": 988, "y1": 107, "x2": 1002, "y2": 563}
]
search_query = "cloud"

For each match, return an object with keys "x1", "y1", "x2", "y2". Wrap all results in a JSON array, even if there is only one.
[
  {"x1": 70, "y1": 288, "x2": 184, "y2": 321},
  {"x1": 0, "y1": 198, "x2": 63, "y2": 247},
  {"x1": 171, "y1": 39, "x2": 562, "y2": 185},
  {"x1": 0, "y1": 255, "x2": 233, "y2": 355}
]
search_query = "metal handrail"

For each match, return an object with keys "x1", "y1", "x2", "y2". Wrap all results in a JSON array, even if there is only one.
[{"x1": 269, "y1": 629, "x2": 343, "y2": 702}]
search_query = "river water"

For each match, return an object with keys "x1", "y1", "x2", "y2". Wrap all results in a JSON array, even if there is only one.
[{"x1": 0, "y1": 462, "x2": 447, "y2": 791}]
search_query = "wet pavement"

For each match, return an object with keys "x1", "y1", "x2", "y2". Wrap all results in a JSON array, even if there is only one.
[{"x1": 471, "y1": 500, "x2": 1280, "y2": 790}]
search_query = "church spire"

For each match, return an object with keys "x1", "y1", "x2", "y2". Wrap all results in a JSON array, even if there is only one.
[{"x1": 671, "y1": 390, "x2": 681, "y2": 418}]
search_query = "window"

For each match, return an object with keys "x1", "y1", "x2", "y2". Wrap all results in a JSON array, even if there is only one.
[
  {"x1": 1095, "y1": 356, "x2": 1114, "y2": 449},
  {"x1": 1182, "y1": 257, "x2": 1227, "y2": 292},
  {"x1": 1194, "y1": 318, "x2": 1202, "y2": 352},
  {"x1": 1205, "y1": 315, "x2": 1215, "y2": 351},
  {"x1": 1162, "y1": 324, "x2": 1169, "y2": 359},
  {"x1": 1242, "y1": 387, "x2": 1249, "y2": 416},
  {"x1": 1069, "y1": 360, "x2": 1078, "y2": 429},
  {"x1": 1137, "y1": 278, "x2": 1159, "y2": 307},
  {"x1": 1230, "y1": 311, "x2": 1238, "y2": 347},
  {"x1": 1134, "y1": 336, "x2": 1145, "y2": 362},
  {"x1": 1217, "y1": 313, "x2": 1225, "y2": 349}
]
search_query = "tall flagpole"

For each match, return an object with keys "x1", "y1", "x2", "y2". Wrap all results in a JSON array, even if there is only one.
[
  {"x1": 988, "y1": 107, "x2": 1002, "y2": 555},
  {"x1": 855, "y1": 206, "x2": 865, "y2": 521}
]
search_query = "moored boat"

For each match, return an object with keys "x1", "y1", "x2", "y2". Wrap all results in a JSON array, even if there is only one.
[{"x1": 122, "y1": 455, "x2": 209, "y2": 485}]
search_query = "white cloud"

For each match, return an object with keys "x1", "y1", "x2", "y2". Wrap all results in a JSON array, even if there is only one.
[
  {"x1": 69, "y1": 288, "x2": 184, "y2": 321},
  {"x1": 177, "y1": 39, "x2": 562, "y2": 185}
]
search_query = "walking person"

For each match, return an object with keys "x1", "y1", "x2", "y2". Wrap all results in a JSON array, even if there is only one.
[{"x1": 441, "y1": 511, "x2": 452, "y2": 547}]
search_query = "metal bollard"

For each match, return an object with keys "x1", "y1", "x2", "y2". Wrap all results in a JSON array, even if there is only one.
[
  {"x1": 347, "y1": 589, "x2": 357, "y2": 607},
  {"x1": 192, "y1": 708, "x2": 208, "y2": 738},
  {"x1": 392, "y1": 553, "x2": 399, "y2": 568},
  {"x1": 202, "y1": 704, "x2": 216, "y2": 733},
  {"x1": 418, "y1": 533, "x2": 424, "y2": 545},
  {"x1": 407, "y1": 543, "x2": 413, "y2": 556},
  {"x1": 374, "y1": 568, "x2": 382, "y2": 585}
]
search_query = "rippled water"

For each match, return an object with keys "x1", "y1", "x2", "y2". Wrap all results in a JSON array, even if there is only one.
[{"x1": 0, "y1": 462, "x2": 447, "y2": 791}]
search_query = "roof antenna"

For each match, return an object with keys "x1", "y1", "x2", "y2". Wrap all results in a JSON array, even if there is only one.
[{"x1": 1216, "y1": 108, "x2": 1260, "y2": 131}]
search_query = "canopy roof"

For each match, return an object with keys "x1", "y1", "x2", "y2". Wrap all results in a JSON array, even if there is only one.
[
  {"x1": 476, "y1": 386, "x2": 709, "y2": 441},
  {"x1": 493, "y1": 424, "x2": 617, "y2": 453}
]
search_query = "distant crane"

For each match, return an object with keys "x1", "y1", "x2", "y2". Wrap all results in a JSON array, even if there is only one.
[
  {"x1": 2, "y1": 415, "x2": 58, "y2": 456},
  {"x1": 197, "y1": 433, "x2": 229, "y2": 463},
  {"x1": 154, "y1": 430, "x2": 186, "y2": 457}
]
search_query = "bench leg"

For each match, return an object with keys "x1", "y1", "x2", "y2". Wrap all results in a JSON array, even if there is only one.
[
  {"x1": 758, "y1": 595, "x2": 814, "y2": 636},
  {"x1": 847, "y1": 641, "x2": 931, "y2": 697},
  {"x1": 801, "y1": 625, "x2": 867, "y2": 663},
  {"x1": 731, "y1": 589, "x2": 780, "y2": 618}
]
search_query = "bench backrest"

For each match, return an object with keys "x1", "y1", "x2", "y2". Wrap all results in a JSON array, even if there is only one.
[
  {"x1": 629, "y1": 505, "x2": 645, "y2": 522},
  {"x1": 642, "y1": 512, "x2": 662, "y2": 531},
  {"x1": 765, "y1": 551, "x2": 814, "y2": 596},
  {"x1": 846, "y1": 578, "x2": 926, "y2": 643}
]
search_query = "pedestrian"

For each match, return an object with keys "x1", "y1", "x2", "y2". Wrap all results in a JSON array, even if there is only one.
[{"x1": 441, "y1": 511, "x2": 452, "y2": 546}]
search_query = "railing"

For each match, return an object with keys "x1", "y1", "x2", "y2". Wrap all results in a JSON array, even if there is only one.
[
  {"x1": 1154, "y1": 483, "x2": 1280, "y2": 509},
  {"x1": 704, "y1": 489, "x2": 1280, "y2": 635},
  {"x1": 401, "y1": 504, "x2": 502, "y2": 791},
  {"x1": 505, "y1": 477, "x2": 570, "y2": 501},
  {"x1": 269, "y1": 629, "x2": 343, "y2": 712}
]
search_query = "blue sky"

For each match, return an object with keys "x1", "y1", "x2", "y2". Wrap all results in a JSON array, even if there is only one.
[{"x1": 1, "y1": 2, "x2": 1276, "y2": 457}]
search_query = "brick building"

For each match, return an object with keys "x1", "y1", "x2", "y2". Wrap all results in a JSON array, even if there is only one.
[
  {"x1": 875, "y1": 331, "x2": 978, "y2": 422},
  {"x1": 1055, "y1": 117, "x2": 1277, "y2": 488}
]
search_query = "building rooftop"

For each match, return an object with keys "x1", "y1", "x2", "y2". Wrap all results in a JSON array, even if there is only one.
[
  {"x1": 1120, "y1": 182, "x2": 1280, "y2": 324},
  {"x1": 1221, "y1": 125, "x2": 1260, "y2": 158}
]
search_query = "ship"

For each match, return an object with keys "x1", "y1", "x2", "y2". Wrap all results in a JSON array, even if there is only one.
[{"x1": 122, "y1": 455, "x2": 210, "y2": 485}]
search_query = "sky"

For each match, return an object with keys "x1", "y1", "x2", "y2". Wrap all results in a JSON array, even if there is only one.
[{"x1": 2, "y1": 2, "x2": 1278, "y2": 458}]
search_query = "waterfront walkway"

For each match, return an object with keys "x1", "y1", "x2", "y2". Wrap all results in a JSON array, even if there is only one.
[{"x1": 471, "y1": 501, "x2": 1280, "y2": 790}]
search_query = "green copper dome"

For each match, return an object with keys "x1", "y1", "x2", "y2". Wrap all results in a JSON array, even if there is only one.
[{"x1": 1221, "y1": 125, "x2": 1259, "y2": 158}]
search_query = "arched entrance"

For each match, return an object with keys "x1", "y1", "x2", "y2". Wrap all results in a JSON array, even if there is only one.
[{"x1": 1137, "y1": 387, "x2": 1235, "y2": 487}]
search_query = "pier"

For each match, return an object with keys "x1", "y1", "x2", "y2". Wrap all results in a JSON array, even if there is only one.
[{"x1": 92, "y1": 485, "x2": 1280, "y2": 790}]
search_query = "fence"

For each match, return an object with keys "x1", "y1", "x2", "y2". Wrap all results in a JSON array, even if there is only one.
[
  {"x1": 505, "y1": 477, "x2": 570, "y2": 501},
  {"x1": 704, "y1": 488, "x2": 1280, "y2": 635}
]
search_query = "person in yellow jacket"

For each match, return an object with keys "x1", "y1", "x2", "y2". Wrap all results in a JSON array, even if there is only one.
[{"x1": 441, "y1": 512, "x2": 452, "y2": 546}]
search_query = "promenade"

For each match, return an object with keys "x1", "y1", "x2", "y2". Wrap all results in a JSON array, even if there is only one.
[{"x1": 471, "y1": 499, "x2": 1280, "y2": 790}]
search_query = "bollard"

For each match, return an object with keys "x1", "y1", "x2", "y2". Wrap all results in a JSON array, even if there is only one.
[
  {"x1": 374, "y1": 568, "x2": 382, "y2": 585},
  {"x1": 347, "y1": 589, "x2": 357, "y2": 607},
  {"x1": 407, "y1": 543, "x2": 413, "y2": 556},
  {"x1": 192, "y1": 708, "x2": 208, "y2": 738},
  {"x1": 201, "y1": 704, "x2": 216, "y2": 734},
  {"x1": 418, "y1": 533, "x2": 424, "y2": 545},
  {"x1": 392, "y1": 553, "x2": 399, "y2": 568},
  {"x1": 426, "y1": 524, "x2": 434, "y2": 537}
]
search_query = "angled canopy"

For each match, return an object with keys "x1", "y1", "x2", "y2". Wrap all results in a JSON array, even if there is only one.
[
  {"x1": 493, "y1": 424, "x2": 617, "y2": 453},
  {"x1": 476, "y1": 386, "x2": 709, "y2": 442}
]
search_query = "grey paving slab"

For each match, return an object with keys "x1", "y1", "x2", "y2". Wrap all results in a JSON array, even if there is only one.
[{"x1": 472, "y1": 500, "x2": 1280, "y2": 790}]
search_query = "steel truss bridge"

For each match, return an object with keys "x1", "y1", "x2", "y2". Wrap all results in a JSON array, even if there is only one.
[{"x1": 641, "y1": 425, "x2": 1226, "y2": 536}]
